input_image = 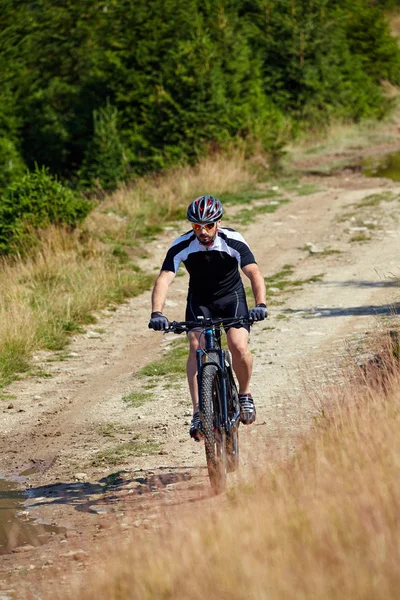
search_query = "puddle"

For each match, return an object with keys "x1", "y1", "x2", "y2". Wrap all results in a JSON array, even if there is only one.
[
  {"x1": 363, "y1": 151, "x2": 400, "y2": 181},
  {"x1": 0, "y1": 478, "x2": 64, "y2": 554}
]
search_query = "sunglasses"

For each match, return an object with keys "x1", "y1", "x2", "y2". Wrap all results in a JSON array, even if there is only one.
[{"x1": 192, "y1": 223, "x2": 216, "y2": 232}]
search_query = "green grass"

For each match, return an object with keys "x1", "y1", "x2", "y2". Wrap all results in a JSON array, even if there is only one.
[
  {"x1": 356, "y1": 191, "x2": 397, "y2": 208},
  {"x1": 235, "y1": 199, "x2": 290, "y2": 225},
  {"x1": 139, "y1": 341, "x2": 188, "y2": 378},
  {"x1": 262, "y1": 265, "x2": 324, "y2": 305},
  {"x1": 123, "y1": 391, "x2": 154, "y2": 408},
  {"x1": 92, "y1": 438, "x2": 162, "y2": 466},
  {"x1": 245, "y1": 264, "x2": 324, "y2": 308},
  {"x1": 350, "y1": 233, "x2": 371, "y2": 243},
  {"x1": 340, "y1": 192, "x2": 399, "y2": 222},
  {"x1": 98, "y1": 423, "x2": 129, "y2": 437},
  {"x1": 0, "y1": 341, "x2": 31, "y2": 387},
  {"x1": 296, "y1": 183, "x2": 321, "y2": 196},
  {"x1": 29, "y1": 368, "x2": 52, "y2": 378},
  {"x1": 265, "y1": 265, "x2": 324, "y2": 292},
  {"x1": 222, "y1": 188, "x2": 281, "y2": 205},
  {"x1": 0, "y1": 392, "x2": 17, "y2": 401}
]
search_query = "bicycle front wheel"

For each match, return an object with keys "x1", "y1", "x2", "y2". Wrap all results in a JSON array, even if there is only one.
[{"x1": 199, "y1": 353, "x2": 226, "y2": 494}]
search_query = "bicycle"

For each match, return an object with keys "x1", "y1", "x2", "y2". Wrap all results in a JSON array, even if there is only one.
[{"x1": 165, "y1": 316, "x2": 254, "y2": 495}]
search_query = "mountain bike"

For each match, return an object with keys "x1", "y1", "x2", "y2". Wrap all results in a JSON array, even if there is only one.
[{"x1": 166, "y1": 316, "x2": 253, "y2": 495}]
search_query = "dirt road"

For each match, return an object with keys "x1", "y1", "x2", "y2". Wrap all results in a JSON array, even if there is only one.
[{"x1": 1, "y1": 144, "x2": 400, "y2": 595}]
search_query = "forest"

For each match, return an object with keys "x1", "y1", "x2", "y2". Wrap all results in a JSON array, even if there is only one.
[{"x1": 0, "y1": 0, "x2": 400, "y2": 250}]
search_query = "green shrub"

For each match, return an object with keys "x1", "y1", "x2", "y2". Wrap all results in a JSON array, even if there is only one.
[
  {"x1": 0, "y1": 166, "x2": 92, "y2": 255},
  {"x1": 0, "y1": 137, "x2": 26, "y2": 189}
]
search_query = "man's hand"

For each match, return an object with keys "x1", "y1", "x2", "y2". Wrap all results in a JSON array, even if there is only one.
[
  {"x1": 249, "y1": 304, "x2": 268, "y2": 321},
  {"x1": 149, "y1": 312, "x2": 169, "y2": 331}
]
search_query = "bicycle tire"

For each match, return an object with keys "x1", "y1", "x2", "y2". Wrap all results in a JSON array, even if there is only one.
[
  {"x1": 199, "y1": 351, "x2": 226, "y2": 494},
  {"x1": 226, "y1": 354, "x2": 240, "y2": 472}
]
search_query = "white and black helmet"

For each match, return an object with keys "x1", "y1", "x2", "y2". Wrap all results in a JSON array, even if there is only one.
[{"x1": 186, "y1": 195, "x2": 223, "y2": 223}]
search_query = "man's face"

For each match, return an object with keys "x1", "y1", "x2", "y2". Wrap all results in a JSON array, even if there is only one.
[{"x1": 191, "y1": 220, "x2": 220, "y2": 245}]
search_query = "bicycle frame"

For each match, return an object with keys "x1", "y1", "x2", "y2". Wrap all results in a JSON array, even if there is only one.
[{"x1": 196, "y1": 326, "x2": 233, "y2": 433}]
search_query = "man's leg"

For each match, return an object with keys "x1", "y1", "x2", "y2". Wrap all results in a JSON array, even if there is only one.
[
  {"x1": 227, "y1": 326, "x2": 256, "y2": 424},
  {"x1": 187, "y1": 330, "x2": 205, "y2": 440},
  {"x1": 226, "y1": 327, "x2": 252, "y2": 394},
  {"x1": 187, "y1": 330, "x2": 202, "y2": 413}
]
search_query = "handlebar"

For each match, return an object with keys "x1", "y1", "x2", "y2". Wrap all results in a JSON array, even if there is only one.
[{"x1": 164, "y1": 316, "x2": 254, "y2": 334}]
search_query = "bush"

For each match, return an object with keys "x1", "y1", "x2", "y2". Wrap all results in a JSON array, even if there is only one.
[
  {"x1": 0, "y1": 166, "x2": 92, "y2": 255},
  {"x1": 0, "y1": 137, "x2": 26, "y2": 189}
]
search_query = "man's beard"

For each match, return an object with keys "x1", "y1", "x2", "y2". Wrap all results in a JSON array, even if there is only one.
[{"x1": 199, "y1": 232, "x2": 217, "y2": 246}]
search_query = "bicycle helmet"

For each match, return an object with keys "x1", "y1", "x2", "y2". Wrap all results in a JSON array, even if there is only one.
[{"x1": 186, "y1": 195, "x2": 223, "y2": 224}]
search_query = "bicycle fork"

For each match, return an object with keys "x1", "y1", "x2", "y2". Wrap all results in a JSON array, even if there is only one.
[{"x1": 196, "y1": 347, "x2": 232, "y2": 432}]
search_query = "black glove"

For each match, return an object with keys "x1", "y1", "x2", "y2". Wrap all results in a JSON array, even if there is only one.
[
  {"x1": 249, "y1": 304, "x2": 268, "y2": 321},
  {"x1": 149, "y1": 312, "x2": 169, "y2": 331}
]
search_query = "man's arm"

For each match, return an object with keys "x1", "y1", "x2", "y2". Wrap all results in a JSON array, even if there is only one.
[
  {"x1": 242, "y1": 263, "x2": 266, "y2": 306},
  {"x1": 151, "y1": 270, "x2": 176, "y2": 313}
]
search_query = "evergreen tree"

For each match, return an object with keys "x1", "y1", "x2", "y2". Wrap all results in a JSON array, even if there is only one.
[{"x1": 80, "y1": 102, "x2": 128, "y2": 191}]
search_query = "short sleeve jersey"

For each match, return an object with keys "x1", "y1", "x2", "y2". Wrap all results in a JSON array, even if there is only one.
[{"x1": 161, "y1": 227, "x2": 256, "y2": 303}]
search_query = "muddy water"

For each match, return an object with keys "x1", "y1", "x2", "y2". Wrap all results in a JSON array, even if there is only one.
[
  {"x1": 363, "y1": 151, "x2": 400, "y2": 181},
  {"x1": 0, "y1": 478, "x2": 63, "y2": 554}
]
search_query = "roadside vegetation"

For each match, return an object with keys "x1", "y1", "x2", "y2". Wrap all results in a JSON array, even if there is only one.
[{"x1": 61, "y1": 326, "x2": 400, "y2": 600}]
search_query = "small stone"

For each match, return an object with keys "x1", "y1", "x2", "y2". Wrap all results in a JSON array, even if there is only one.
[
  {"x1": 7, "y1": 404, "x2": 13, "y2": 410},
  {"x1": 87, "y1": 331, "x2": 101, "y2": 339},
  {"x1": 89, "y1": 505, "x2": 113, "y2": 514},
  {"x1": 61, "y1": 550, "x2": 88, "y2": 560},
  {"x1": 305, "y1": 243, "x2": 323, "y2": 254},
  {"x1": 33, "y1": 395, "x2": 42, "y2": 401},
  {"x1": 74, "y1": 472, "x2": 88, "y2": 482},
  {"x1": 65, "y1": 530, "x2": 79, "y2": 538},
  {"x1": 12, "y1": 544, "x2": 36, "y2": 553}
]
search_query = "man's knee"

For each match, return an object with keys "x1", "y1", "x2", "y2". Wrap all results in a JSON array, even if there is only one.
[
  {"x1": 188, "y1": 332, "x2": 201, "y2": 354},
  {"x1": 232, "y1": 344, "x2": 250, "y2": 361}
]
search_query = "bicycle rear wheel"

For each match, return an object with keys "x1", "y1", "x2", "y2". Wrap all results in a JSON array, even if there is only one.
[{"x1": 199, "y1": 352, "x2": 226, "y2": 494}]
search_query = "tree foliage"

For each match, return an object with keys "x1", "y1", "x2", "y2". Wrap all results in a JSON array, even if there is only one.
[{"x1": 0, "y1": 0, "x2": 399, "y2": 190}]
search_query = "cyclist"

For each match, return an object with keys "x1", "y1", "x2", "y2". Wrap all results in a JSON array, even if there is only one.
[{"x1": 148, "y1": 195, "x2": 267, "y2": 441}]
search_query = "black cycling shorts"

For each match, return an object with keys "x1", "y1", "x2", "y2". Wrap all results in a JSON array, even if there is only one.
[{"x1": 185, "y1": 289, "x2": 250, "y2": 332}]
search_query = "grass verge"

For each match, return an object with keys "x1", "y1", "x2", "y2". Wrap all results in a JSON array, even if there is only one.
[
  {"x1": 91, "y1": 437, "x2": 161, "y2": 466},
  {"x1": 139, "y1": 342, "x2": 188, "y2": 378}
]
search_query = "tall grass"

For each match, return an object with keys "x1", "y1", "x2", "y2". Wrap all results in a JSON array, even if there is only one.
[
  {"x1": 87, "y1": 151, "x2": 256, "y2": 244},
  {"x1": 0, "y1": 227, "x2": 152, "y2": 386},
  {"x1": 54, "y1": 331, "x2": 400, "y2": 600}
]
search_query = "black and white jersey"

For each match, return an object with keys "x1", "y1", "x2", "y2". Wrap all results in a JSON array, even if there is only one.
[{"x1": 161, "y1": 227, "x2": 256, "y2": 303}]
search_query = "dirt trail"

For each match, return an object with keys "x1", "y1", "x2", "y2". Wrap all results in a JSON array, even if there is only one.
[{"x1": 1, "y1": 151, "x2": 400, "y2": 594}]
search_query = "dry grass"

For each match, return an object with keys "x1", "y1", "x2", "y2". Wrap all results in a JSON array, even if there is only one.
[
  {"x1": 39, "y1": 331, "x2": 400, "y2": 600},
  {"x1": 87, "y1": 150, "x2": 255, "y2": 243},
  {"x1": 0, "y1": 227, "x2": 152, "y2": 385},
  {"x1": 286, "y1": 94, "x2": 400, "y2": 165}
]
